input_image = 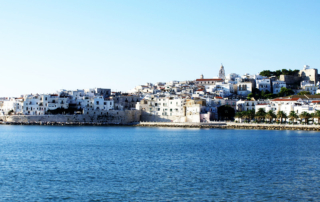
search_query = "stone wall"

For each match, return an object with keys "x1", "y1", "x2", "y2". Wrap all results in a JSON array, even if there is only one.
[
  {"x1": 0, "y1": 110, "x2": 141, "y2": 124},
  {"x1": 137, "y1": 122, "x2": 226, "y2": 128},
  {"x1": 226, "y1": 123, "x2": 320, "y2": 131},
  {"x1": 279, "y1": 75, "x2": 301, "y2": 85},
  {"x1": 140, "y1": 111, "x2": 200, "y2": 123}
]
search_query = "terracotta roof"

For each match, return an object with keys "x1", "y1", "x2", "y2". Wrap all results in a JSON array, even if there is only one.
[
  {"x1": 196, "y1": 79, "x2": 223, "y2": 82},
  {"x1": 311, "y1": 101, "x2": 320, "y2": 103},
  {"x1": 271, "y1": 98, "x2": 300, "y2": 102},
  {"x1": 292, "y1": 95, "x2": 320, "y2": 99},
  {"x1": 215, "y1": 96, "x2": 223, "y2": 99}
]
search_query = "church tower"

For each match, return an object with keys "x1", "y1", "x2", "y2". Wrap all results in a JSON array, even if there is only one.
[{"x1": 218, "y1": 64, "x2": 225, "y2": 80}]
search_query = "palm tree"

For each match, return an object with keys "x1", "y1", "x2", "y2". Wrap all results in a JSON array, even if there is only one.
[
  {"x1": 310, "y1": 113, "x2": 315, "y2": 124},
  {"x1": 255, "y1": 108, "x2": 266, "y2": 123},
  {"x1": 277, "y1": 111, "x2": 287, "y2": 124},
  {"x1": 242, "y1": 111, "x2": 249, "y2": 122},
  {"x1": 234, "y1": 112, "x2": 243, "y2": 122},
  {"x1": 299, "y1": 112, "x2": 311, "y2": 124},
  {"x1": 265, "y1": 110, "x2": 276, "y2": 123},
  {"x1": 247, "y1": 109, "x2": 255, "y2": 122},
  {"x1": 288, "y1": 111, "x2": 298, "y2": 123},
  {"x1": 313, "y1": 111, "x2": 320, "y2": 125}
]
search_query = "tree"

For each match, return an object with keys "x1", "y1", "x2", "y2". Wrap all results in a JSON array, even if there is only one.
[
  {"x1": 278, "y1": 87, "x2": 294, "y2": 97},
  {"x1": 255, "y1": 108, "x2": 266, "y2": 123},
  {"x1": 259, "y1": 69, "x2": 300, "y2": 77},
  {"x1": 246, "y1": 109, "x2": 255, "y2": 122},
  {"x1": 313, "y1": 111, "x2": 320, "y2": 124},
  {"x1": 234, "y1": 112, "x2": 243, "y2": 122},
  {"x1": 275, "y1": 70, "x2": 282, "y2": 77},
  {"x1": 247, "y1": 93, "x2": 254, "y2": 100},
  {"x1": 288, "y1": 111, "x2": 298, "y2": 123},
  {"x1": 259, "y1": 70, "x2": 272, "y2": 77},
  {"x1": 299, "y1": 112, "x2": 311, "y2": 124},
  {"x1": 310, "y1": 113, "x2": 315, "y2": 124},
  {"x1": 265, "y1": 110, "x2": 276, "y2": 123},
  {"x1": 241, "y1": 110, "x2": 255, "y2": 122},
  {"x1": 298, "y1": 91, "x2": 311, "y2": 95},
  {"x1": 8, "y1": 110, "x2": 14, "y2": 115},
  {"x1": 217, "y1": 106, "x2": 235, "y2": 120},
  {"x1": 277, "y1": 111, "x2": 287, "y2": 124},
  {"x1": 282, "y1": 69, "x2": 289, "y2": 75}
]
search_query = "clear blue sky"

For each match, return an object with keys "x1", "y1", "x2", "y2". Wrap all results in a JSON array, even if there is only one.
[{"x1": 0, "y1": 0, "x2": 319, "y2": 97}]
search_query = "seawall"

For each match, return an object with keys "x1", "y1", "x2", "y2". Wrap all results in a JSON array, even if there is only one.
[
  {"x1": 136, "y1": 122, "x2": 226, "y2": 128},
  {"x1": 225, "y1": 123, "x2": 320, "y2": 131},
  {"x1": 0, "y1": 110, "x2": 141, "y2": 125},
  {"x1": 135, "y1": 122, "x2": 320, "y2": 131}
]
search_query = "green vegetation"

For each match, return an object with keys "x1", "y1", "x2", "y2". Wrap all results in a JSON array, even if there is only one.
[
  {"x1": 8, "y1": 110, "x2": 14, "y2": 115},
  {"x1": 276, "y1": 111, "x2": 287, "y2": 124},
  {"x1": 297, "y1": 91, "x2": 311, "y2": 95},
  {"x1": 278, "y1": 87, "x2": 294, "y2": 97},
  {"x1": 247, "y1": 87, "x2": 294, "y2": 100},
  {"x1": 288, "y1": 111, "x2": 298, "y2": 123},
  {"x1": 313, "y1": 111, "x2": 320, "y2": 124},
  {"x1": 255, "y1": 108, "x2": 266, "y2": 122},
  {"x1": 265, "y1": 110, "x2": 276, "y2": 123},
  {"x1": 259, "y1": 69, "x2": 299, "y2": 77},
  {"x1": 217, "y1": 105, "x2": 235, "y2": 120},
  {"x1": 234, "y1": 109, "x2": 319, "y2": 125},
  {"x1": 234, "y1": 110, "x2": 255, "y2": 122},
  {"x1": 299, "y1": 112, "x2": 311, "y2": 124}
]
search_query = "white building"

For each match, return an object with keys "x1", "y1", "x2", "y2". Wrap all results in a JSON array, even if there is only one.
[
  {"x1": 236, "y1": 99, "x2": 269, "y2": 111},
  {"x1": 0, "y1": 97, "x2": 24, "y2": 115},
  {"x1": 205, "y1": 83, "x2": 234, "y2": 97},
  {"x1": 237, "y1": 82, "x2": 252, "y2": 97},
  {"x1": 256, "y1": 79, "x2": 271, "y2": 93},
  {"x1": 272, "y1": 81, "x2": 286, "y2": 94}
]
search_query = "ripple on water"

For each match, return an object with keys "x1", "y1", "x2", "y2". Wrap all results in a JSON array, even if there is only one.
[{"x1": 0, "y1": 126, "x2": 320, "y2": 201}]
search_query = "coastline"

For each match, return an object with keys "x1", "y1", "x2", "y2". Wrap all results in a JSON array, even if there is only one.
[{"x1": 1, "y1": 121, "x2": 320, "y2": 131}]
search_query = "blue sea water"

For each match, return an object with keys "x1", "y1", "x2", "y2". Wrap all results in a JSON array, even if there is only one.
[{"x1": 0, "y1": 126, "x2": 320, "y2": 201}]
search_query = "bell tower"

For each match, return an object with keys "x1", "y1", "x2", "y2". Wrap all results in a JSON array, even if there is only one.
[{"x1": 218, "y1": 64, "x2": 225, "y2": 80}]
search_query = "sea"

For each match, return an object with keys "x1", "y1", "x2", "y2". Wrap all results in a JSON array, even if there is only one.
[{"x1": 0, "y1": 125, "x2": 320, "y2": 201}]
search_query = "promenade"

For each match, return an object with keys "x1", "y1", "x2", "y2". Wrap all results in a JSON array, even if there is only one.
[{"x1": 135, "y1": 121, "x2": 320, "y2": 131}]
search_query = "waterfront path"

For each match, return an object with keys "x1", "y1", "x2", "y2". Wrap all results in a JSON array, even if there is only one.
[{"x1": 136, "y1": 122, "x2": 320, "y2": 131}]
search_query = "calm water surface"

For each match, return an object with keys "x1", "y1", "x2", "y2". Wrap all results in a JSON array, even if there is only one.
[{"x1": 0, "y1": 125, "x2": 320, "y2": 201}]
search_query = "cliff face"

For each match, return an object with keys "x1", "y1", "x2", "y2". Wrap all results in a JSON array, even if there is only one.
[{"x1": 0, "y1": 110, "x2": 141, "y2": 124}]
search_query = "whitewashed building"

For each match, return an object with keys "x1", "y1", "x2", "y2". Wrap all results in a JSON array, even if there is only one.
[{"x1": 272, "y1": 81, "x2": 286, "y2": 94}]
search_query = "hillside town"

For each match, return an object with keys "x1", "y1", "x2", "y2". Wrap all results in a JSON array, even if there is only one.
[{"x1": 1, "y1": 64, "x2": 320, "y2": 124}]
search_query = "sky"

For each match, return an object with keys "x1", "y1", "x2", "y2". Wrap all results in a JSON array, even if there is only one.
[{"x1": 0, "y1": 0, "x2": 319, "y2": 97}]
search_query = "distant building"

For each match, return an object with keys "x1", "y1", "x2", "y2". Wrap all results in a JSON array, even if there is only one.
[
  {"x1": 272, "y1": 81, "x2": 286, "y2": 94},
  {"x1": 218, "y1": 64, "x2": 225, "y2": 80},
  {"x1": 256, "y1": 79, "x2": 271, "y2": 93}
]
